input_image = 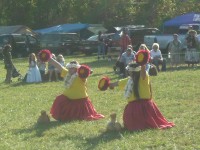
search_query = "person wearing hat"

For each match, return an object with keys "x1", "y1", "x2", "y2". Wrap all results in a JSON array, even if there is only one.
[
  {"x1": 185, "y1": 30, "x2": 200, "y2": 67},
  {"x1": 118, "y1": 47, "x2": 135, "y2": 78},
  {"x1": 2, "y1": 44, "x2": 13, "y2": 83},
  {"x1": 48, "y1": 57, "x2": 104, "y2": 121},
  {"x1": 109, "y1": 62, "x2": 175, "y2": 131}
]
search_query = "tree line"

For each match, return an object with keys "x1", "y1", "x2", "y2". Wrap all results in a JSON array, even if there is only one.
[{"x1": 0, "y1": 0, "x2": 199, "y2": 31}]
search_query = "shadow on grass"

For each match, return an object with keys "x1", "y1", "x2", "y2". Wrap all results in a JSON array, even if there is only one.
[
  {"x1": 84, "y1": 129, "x2": 141, "y2": 150},
  {"x1": 12, "y1": 121, "x2": 64, "y2": 139},
  {"x1": 10, "y1": 80, "x2": 49, "y2": 87},
  {"x1": 54, "y1": 129, "x2": 125, "y2": 150}
]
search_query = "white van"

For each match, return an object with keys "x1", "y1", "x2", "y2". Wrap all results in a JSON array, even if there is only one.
[{"x1": 179, "y1": 24, "x2": 200, "y2": 34}]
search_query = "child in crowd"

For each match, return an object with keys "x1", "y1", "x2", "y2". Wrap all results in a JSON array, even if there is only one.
[
  {"x1": 48, "y1": 53, "x2": 58, "y2": 81},
  {"x1": 26, "y1": 53, "x2": 42, "y2": 83},
  {"x1": 37, "y1": 57, "x2": 47, "y2": 81},
  {"x1": 57, "y1": 54, "x2": 65, "y2": 67},
  {"x1": 56, "y1": 54, "x2": 65, "y2": 80},
  {"x1": 48, "y1": 57, "x2": 104, "y2": 121}
]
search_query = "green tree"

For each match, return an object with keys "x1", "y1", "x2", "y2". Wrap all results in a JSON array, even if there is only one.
[{"x1": 0, "y1": 0, "x2": 200, "y2": 30}]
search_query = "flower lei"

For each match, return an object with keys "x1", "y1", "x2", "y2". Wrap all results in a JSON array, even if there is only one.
[
  {"x1": 124, "y1": 78, "x2": 133, "y2": 99},
  {"x1": 64, "y1": 72, "x2": 78, "y2": 88}
]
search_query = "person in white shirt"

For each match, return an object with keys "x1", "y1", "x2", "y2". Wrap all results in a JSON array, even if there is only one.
[{"x1": 150, "y1": 43, "x2": 166, "y2": 71}]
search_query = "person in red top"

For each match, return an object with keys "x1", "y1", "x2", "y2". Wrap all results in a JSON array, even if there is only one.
[{"x1": 119, "y1": 28, "x2": 132, "y2": 56}]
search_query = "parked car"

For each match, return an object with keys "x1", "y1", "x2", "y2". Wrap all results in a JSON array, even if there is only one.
[
  {"x1": 38, "y1": 33, "x2": 81, "y2": 55},
  {"x1": 178, "y1": 24, "x2": 200, "y2": 34},
  {"x1": 38, "y1": 33, "x2": 100, "y2": 56},
  {"x1": 0, "y1": 33, "x2": 40, "y2": 57},
  {"x1": 85, "y1": 33, "x2": 121, "y2": 55},
  {"x1": 144, "y1": 24, "x2": 200, "y2": 54},
  {"x1": 127, "y1": 27, "x2": 160, "y2": 51}
]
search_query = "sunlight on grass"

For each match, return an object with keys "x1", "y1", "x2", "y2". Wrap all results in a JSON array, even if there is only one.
[{"x1": 0, "y1": 55, "x2": 200, "y2": 149}]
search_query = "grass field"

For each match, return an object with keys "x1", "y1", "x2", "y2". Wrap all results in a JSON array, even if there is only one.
[{"x1": 0, "y1": 54, "x2": 200, "y2": 150}]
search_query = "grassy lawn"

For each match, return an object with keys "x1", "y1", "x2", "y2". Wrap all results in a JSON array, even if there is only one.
[{"x1": 0, "y1": 54, "x2": 200, "y2": 150}]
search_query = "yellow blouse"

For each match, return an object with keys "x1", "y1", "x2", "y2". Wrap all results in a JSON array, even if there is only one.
[
  {"x1": 60, "y1": 68, "x2": 88, "y2": 99},
  {"x1": 118, "y1": 73, "x2": 151, "y2": 102}
]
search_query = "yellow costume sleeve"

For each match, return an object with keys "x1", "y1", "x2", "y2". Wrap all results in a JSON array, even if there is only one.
[
  {"x1": 118, "y1": 78, "x2": 129, "y2": 90},
  {"x1": 60, "y1": 67, "x2": 68, "y2": 78}
]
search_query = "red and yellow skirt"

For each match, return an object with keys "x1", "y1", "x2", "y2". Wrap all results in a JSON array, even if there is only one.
[
  {"x1": 50, "y1": 94, "x2": 104, "y2": 121},
  {"x1": 123, "y1": 99, "x2": 175, "y2": 131}
]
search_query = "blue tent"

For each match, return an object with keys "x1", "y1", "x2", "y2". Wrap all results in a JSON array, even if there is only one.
[
  {"x1": 164, "y1": 12, "x2": 200, "y2": 27},
  {"x1": 34, "y1": 23, "x2": 89, "y2": 34}
]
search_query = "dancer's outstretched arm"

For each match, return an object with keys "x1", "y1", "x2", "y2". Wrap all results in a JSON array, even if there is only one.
[{"x1": 49, "y1": 57, "x2": 63, "y2": 72}]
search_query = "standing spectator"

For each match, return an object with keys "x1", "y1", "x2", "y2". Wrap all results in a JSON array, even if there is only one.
[
  {"x1": 2, "y1": 44, "x2": 13, "y2": 83},
  {"x1": 97, "y1": 31, "x2": 106, "y2": 60},
  {"x1": 26, "y1": 53, "x2": 42, "y2": 83},
  {"x1": 105, "y1": 35, "x2": 113, "y2": 61},
  {"x1": 168, "y1": 34, "x2": 182, "y2": 68},
  {"x1": 25, "y1": 34, "x2": 31, "y2": 54},
  {"x1": 37, "y1": 57, "x2": 47, "y2": 81},
  {"x1": 185, "y1": 30, "x2": 200, "y2": 67},
  {"x1": 119, "y1": 28, "x2": 132, "y2": 56},
  {"x1": 109, "y1": 62, "x2": 175, "y2": 131},
  {"x1": 118, "y1": 47, "x2": 135, "y2": 78},
  {"x1": 150, "y1": 43, "x2": 166, "y2": 71}
]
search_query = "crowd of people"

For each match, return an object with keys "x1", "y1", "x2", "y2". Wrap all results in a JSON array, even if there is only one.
[
  {"x1": 1, "y1": 27, "x2": 200, "y2": 132},
  {"x1": 1, "y1": 43, "x2": 66, "y2": 83},
  {"x1": 98, "y1": 27, "x2": 199, "y2": 75}
]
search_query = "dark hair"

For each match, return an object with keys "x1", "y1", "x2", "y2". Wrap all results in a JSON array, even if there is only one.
[
  {"x1": 128, "y1": 62, "x2": 140, "y2": 70},
  {"x1": 4, "y1": 44, "x2": 11, "y2": 50},
  {"x1": 126, "y1": 48, "x2": 132, "y2": 52},
  {"x1": 2, "y1": 44, "x2": 12, "y2": 55},
  {"x1": 130, "y1": 71, "x2": 140, "y2": 99},
  {"x1": 69, "y1": 60, "x2": 79, "y2": 65},
  {"x1": 122, "y1": 27, "x2": 128, "y2": 34}
]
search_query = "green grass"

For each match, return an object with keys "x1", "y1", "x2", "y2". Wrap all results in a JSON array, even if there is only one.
[{"x1": 0, "y1": 54, "x2": 200, "y2": 150}]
